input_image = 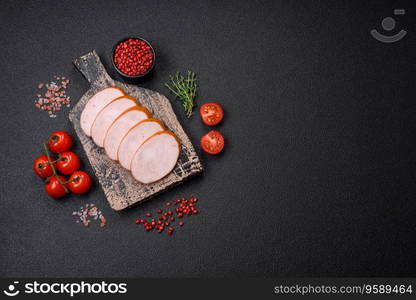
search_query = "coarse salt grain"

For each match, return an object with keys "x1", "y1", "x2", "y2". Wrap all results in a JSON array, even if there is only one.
[
  {"x1": 72, "y1": 204, "x2": 107, "y2": 228},
  {"x1": 34, "y1": 75, "x2": 71, "y2": 118}
]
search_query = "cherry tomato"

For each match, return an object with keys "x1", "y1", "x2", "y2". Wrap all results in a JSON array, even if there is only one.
[
  {"x1": 56, "y1": 152, "x2": 81, "y2": 175},
  {"x1": 48, "y1": 131, "x2": 73, "y2": 153},
  {"x1": 33, "y1": 155, "x2": 54, "y2": 178},
  {"x1": 200, "y1": 102, "x2": 224, "y2": 126},
  {"x1": 67, "y1": 171, "x2": 92, "y2": 194},
  {"x1": 200, "y1": 130, "x2": 225, "y2": 155},
  {"x1": 45, "y1": 175, "x2": 68, "y2": 198}
]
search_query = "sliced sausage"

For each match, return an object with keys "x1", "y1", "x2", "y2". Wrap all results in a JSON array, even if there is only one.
[
  {"x1": 130, "y1": 131, "x2": 180, "y2": 184},
  {"x1": 117, "y1": 119, "x2": 164, "y2": 170},
  {"x1": 91, "y1": 96, "x2": 137, "y2": 147},
  {"x1": 103, "y1": 106, "x2": 150, "y2": 160},
  {"x1": 80, "y1": 86, "x2": 125, "y2": 137}
]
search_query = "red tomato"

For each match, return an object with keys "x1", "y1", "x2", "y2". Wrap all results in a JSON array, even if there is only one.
[
  {"x1": 33, "y1": 155, "x2": 54, "y2": 178},
  {"x1": 48, "y1": 131, "x2": 73, "y2": 153},
  {"x1": 200, "y1": 102, "x2": 224, "y2": 126},
  {"x1": 200, "y1": 130, "x2": 225, "y2": 155},
  {"x1": 45, "y1": 175, "x2": 68, "y2": 198},
  {"x1": 67, "y1": 171, "x2": 92, "y2": 194},
  {"x1": 56, "y1": 152, "x2": 81, "y2": 175}
]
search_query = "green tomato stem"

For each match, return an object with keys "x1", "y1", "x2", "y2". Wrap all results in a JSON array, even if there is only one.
[{"x1": 43, "y1": 142, "x2": 69, "y2": 193}]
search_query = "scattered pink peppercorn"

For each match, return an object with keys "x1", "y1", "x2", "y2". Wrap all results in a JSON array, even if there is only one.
[{"x1": 134, "y1": 196, "x2": 199, "y2": 236}]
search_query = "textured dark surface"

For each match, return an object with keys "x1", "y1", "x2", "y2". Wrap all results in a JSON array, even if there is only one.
[
  {"x1": 0, "y1": 0, "x2": 415, "y2": 278},
  {"x1": 70, "y1": 51, "x2": 202, "y2": 210}
]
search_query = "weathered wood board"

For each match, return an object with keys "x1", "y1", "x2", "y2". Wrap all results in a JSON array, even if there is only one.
[{"x1": 69, "y1": 50, "x2": 203, "y2": 211}]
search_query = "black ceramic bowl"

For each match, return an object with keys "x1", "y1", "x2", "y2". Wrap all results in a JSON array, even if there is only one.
[{"x1": 111, "y1": 37, "x2": 156, "y2": 79}]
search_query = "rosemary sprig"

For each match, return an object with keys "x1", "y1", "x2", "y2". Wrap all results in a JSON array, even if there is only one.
[{"x1": 165, "y1": 71, "x2": 197, "y2": 118}]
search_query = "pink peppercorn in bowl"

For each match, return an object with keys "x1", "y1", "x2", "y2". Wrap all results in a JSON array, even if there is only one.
[{"x1": 112, "y1": 37, "x2": 156, "y2": 79}]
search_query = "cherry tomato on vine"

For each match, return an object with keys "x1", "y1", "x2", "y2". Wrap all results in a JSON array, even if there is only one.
[
  {"x1": 67, "y1": 171, "x2": 92, "y2": 194},
  {"x1": 45, "y1": 175, "x2": 67, "y2": 198},
  {"x1": 48, "y1": 131, "x2": 73, "y2": 153},
  {"x1": 56, "y1": 152, "x2": 81, "y2": 175},
  {"x1": 200, "y1": 130, "x2": 225, "y2": 155},
  {"x1": 33, "y1": 155, "x2": 54, "y2": 178},
  {"x1": 200, "y1": 102, "x2": 224, "y2": 126}
]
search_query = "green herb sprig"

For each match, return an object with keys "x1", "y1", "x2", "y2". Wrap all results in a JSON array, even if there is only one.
[{"x1": 165, "y1": 71, "x2": 197, "y2": 118}]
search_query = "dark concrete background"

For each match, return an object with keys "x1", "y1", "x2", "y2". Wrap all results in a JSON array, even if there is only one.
[{"x1": 0, "y1": 0, "x2": 415, "y2": 277}]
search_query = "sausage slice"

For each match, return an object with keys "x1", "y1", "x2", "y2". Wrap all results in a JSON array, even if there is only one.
[
  {"x1": 130, "y1": 131, "x2": 180, "y2": 184},
  {"x1": 103, "y1": 106, "x2": 150, "y2": 160},
  {"x1": 91, "y1": 96, "x2": 137, "y2": 147},
  {"x1": 117, "y1": 119, "x2": 165, "y2": 170},
  {"x1": 80, "y1": 86, "x2": 125, "y2": 137}
]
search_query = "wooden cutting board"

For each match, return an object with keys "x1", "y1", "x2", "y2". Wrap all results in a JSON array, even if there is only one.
[{"x1": 69, "y1": 50, "x2": 203, "y2": 211}]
